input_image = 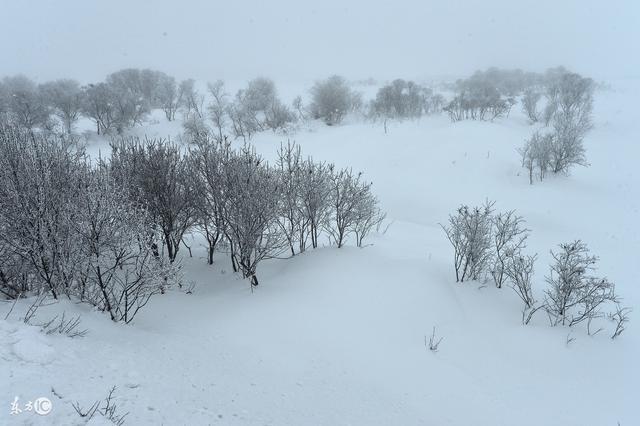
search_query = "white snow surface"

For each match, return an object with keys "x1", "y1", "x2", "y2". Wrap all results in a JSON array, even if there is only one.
[{"x1": 1, "y1": 80, "x2": 639, "y2": 425}]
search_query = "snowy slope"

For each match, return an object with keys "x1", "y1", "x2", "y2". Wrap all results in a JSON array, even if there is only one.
[{"x1": 1, "y1": 81, "x2": 639, "y2": 425}]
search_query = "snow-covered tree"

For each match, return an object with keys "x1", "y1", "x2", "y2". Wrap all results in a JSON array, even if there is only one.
[
  {"x1": 309, "y1": 75, "x2": 354, "y2": 125},
  {"x1": 490, "y1": 211, "x2": 528, "y2": 288},
  {"x1": 544, "y1": 241, "x2": 617, "y2": 327},
  {"x1": 40, "y1": 79, "x2": 84, "y2": 134},
  {"x1": 221, "y1": 146, "x2": 285, "y2": 286},
  {"x1": 441, "y1": 201, "x2": 495, "y2": 282},
  {"x1": 75, "y1": 166, "x2": 177, "y2": 323},
  {"x1": 110, "y1": 138, "x2": 198, "y2": 262}
]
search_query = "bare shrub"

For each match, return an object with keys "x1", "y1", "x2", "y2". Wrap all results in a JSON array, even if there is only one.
[
  {"x1": 609, "y1": 304, "x2": 631, "y2": 339},
  {"x1": 40, "y1": 312, "x2": 88, "y2": 338},
  {"x1": 207, "y1": 80, "x2": 229, "y2": 141},
  {"x1": 444, "y1": 78, "x2": 511, "y2": 122},
  {"x1": 275, "y1": 141, "x2": 307, "y2": 255},
  {"x1": 491, "y1": 211, "x2": 528, "y2": 288},
  {"x1": 325, "y1": 167, "x2": 383, "y2": 248},
  {"x1": 75, "y1": 167, "x2": 177, "y2": 323},
  {"x1": 521, "y1": 88, "x2": 541, "y2": 123},
  {"x1": 179, "y1": 78, "x2": 205, "y2": 119},
  {"x1": 519, "y1": 131, "x2": 554, "y2": 184},
  {"x1": 441, "y1": 201, "x2": 495, "y2": 282},
  {"x1": 544, "y1": 241, "x2": 617, "y2": 328},
  {"x1": 82, "y1": 82, "x2": 118, "y2": 135},
  {"x1": 1, "y1": 75, "x2": 51, "y2": 130},
  {"x1": 73, "y1": 386, "x2": 129, "y2": 426},
  {"x1": 154, "y1": 73, "x2": 181, "y2": 121},
  {"x1": 426, "y1": 326, "x2": 443, "y2": 352},
  {"x1": 221, "y1": 146, "x2": 285, "y2": 286},
  {"x1": 371, "y1": 79, "x2": 429, "y2": 120},
  {"x1": 104, "y1": 69, "x2": 151, "y2": 132},
  {"x1": 191, "y1": 137, "x2": 230, "y2": 265},
  {"x1": 0, "y1": 127, "x2": 85, "y2": 299},
  {"x1": 40, "y1": 79, "x2": 83, "y2": 134},
  {"x1": 299, "y1": 158, "x2": 332, "y2": 249},
  {"x1": 265, "y1": 98, "x2": 296, "y2": 131},
  {"x1": 309, "y1": 75, "x2": 354, "y2": 125},
  {"x1": 110, "y1": 138, "x2": 198, "y2": 263}
]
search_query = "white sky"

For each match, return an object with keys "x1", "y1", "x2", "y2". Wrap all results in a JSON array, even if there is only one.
[{"x1": 1, "y1": 0, "x2": 638, "y2": 83}]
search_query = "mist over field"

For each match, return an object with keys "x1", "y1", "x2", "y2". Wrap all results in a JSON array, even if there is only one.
[{"x1": 2, "y1": 0, "x2": 639, "y2": 82}]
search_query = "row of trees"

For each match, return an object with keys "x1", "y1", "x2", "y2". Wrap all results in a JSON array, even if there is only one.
[
  {"x1": 0, "y1": 127, "x2": 384, "y2": 320},
  {"x1": 519, "y1": 71, "x2": 594, "y2": 182},
  {"x1": 443, "y1": 67, "x2": 584, "y2": 123},
  {"x1": 0, "y1": 70, "x2": 196, "y2": 135},
  {"x1": 441, "y1": 201, "x2": 630, "y2": 338},
  {"x1": 1, "y1": 70, "x2": 451, "y2": 141},
  {"x1": 369, "y1": 79, "x2": 444, "y2": 121},
  {"x1": 0, "y1": 127, "x2": 178, "y2": 323}
]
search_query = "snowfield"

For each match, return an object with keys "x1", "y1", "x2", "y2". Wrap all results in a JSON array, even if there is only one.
[{"x1": 2, "y1": 80, "x2": 639, "y2": 425}]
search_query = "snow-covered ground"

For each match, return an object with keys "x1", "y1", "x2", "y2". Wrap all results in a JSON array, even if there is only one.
[{"x1": 2, "y1": 80, "x2": 639, "y2": 425}]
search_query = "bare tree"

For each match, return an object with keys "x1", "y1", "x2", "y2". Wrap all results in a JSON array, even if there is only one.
[
  {"x1": 75, "y1": 166, "x2": 176, "y2": 323},
  {"x1": 521, "y1": 88, "x2": 541, "y2": 123},
  {"x1": 265, "y1": 98, "x2": 296, "y2": 131},
  {"x1": 105, "y1": 69, "x2": 150, "y2": 132},
  {"x1": 444, "y1": 77, "x2": 510, "y2": 122},
  {"x1": 309, "y1": 75, "x2": 354, "y2": 125},
  {"x1": 110, "y1": 138, "x2": 198, "y2": 262},
  {"x1": 207, "y1": 80, "x2": 229, "y2": 141},
  {"x1": 549, "y1": 112, "x2": 588, "y2": 174},
  {"x1": 0, "y1": 126, "x2": 84, "y2": 299},
  {"x1": 157, "y1": 73, "x2": 181, "y2": 121},
  {"x1": 82, "y1": 82, "x2": 117, "y2": 135},
  {"x1": 191, "y1": 136, "x2": 231, "y2": 265},
  {"x1": 40, "y1": 79, "x2": 83, "y2": 134},
  {"x1": 441, "y1": 201, "x2": 495, "y2": 282},
  {"x1": 541, "y1": 71, "x2": 593, "y2": 175},
  {"x1": 609, "y1": 304, "x2": 631, "y2": 339},
  {"x1": 221, "y1": 146, "x2": 285, "y2": 286},
  {"x1": 544, "y1": 241, "x2": 617, "y2": 327},
  {"x1": 352, "y1": 187, "x2": 385, "y2": 248},
  {"x1": 179, "y1": 79, "x2": 205, "y2": 118},
  {"x1": 491, "y1": 211, "x2": 528, "y2": 288},
  {"x1": 2, "y1": 75, "x2": 51, "y2": 130},
  {"x1": 292, "y1": 95, "x2": 307, "y2": 121},
  {"x1": 325, "y1": 167, "x2": 368, "y2": 248},
  {"x1": 518, "y1": 131, "x2": 554, "y2": 184},
  {"x1": 299, "y1": 158, "x2": 332, "y2": 249},
  {"x1": 275, "y1": 141, "x2": 306, "y2": 255},
  {"x1": 370, "y1": 79, "x2": 430, "y2": 120},
  {"x1": 505, "y1": 252, "x2": 541, "y2": 324}
]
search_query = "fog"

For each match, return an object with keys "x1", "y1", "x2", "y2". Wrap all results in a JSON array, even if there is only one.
[{"x1": 1, "y1": 0, "x2": 639, "y2": 83}]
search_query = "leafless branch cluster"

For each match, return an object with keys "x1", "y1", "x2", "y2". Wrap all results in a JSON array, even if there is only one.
[
  {"x1": 308, "y1": 75, "x2": 361, "y2": 125},
  {"x1": 39, "y1": 312, "x2": 88, "y2": 338},
  {"x1": 441, "y1": 204, "x2": 631, "y2": 335},
  {"x1": 370, "y1": 79, "x2": 444, "y2": 122},
  {"x1": 426, "y1": 326, "x2": 444, "y2": 352},
  {"x1": 544, "y1": 241, "x2": 618, "y2": 329},
  {"x1": 444, "y1": 69, "x2": 527, "y2": 122},
  {"x1": 522, "y1": 88, "x2": 542, "y2": 123},
  {"x1": 519, "y1": 70, "x2": 593, "y2": 182},
  {"x1": 609, "y1": 304, "x2": 632, "y2": 340},
  {"x1": 73, "y1": 386, "x2": 128, "y2": 426},
  {"x1": 440, "y1": 200, "x2": 495, "y2": 283},
  {"x1": 0, "y1": 127, "x2": 179, "y2": 323},
  {"x1": 190, "y1": 138, "x2": 385, "y2": 287}
]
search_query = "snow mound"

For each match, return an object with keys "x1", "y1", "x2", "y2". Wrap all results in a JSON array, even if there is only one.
[{"x1": 11, "y1": 327, "x2": 56, "y2": 365}]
